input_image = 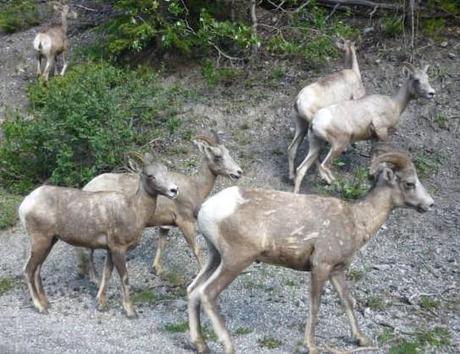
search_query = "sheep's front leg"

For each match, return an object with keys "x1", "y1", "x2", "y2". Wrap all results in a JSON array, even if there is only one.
[
  {"x1": 112, "y1": 249, "x2": 137, "y2": 318},
  {"x1": 178, "y1": 219, "x2": 203, "y2": 268},
  {"x1": 152, "y1": 227, "x2": 170, "y2": 275},
  {"x1": 330, "y1": 270, "x2": 370, "y2": 346},
  {"x1": 303, "y1": 266, "x2": 329, "y2": 354},
  {"x1": 96, "y1": 251, "x2": 113, "y2": 312}
]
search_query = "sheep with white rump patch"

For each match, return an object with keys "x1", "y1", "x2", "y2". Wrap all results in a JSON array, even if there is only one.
[
  {"x1": 19, "y1": 153, "x2": 177, "y2": 318},
  {"x1": 288, "y1": 38, "x2": 365, "y2": 180},
  {"x1": 293, "y1": 63, "x2": 435, "y2": 192},
  {"x1": 33, "y1": 3, "x2": 77, "y2": 81},
  {"x1": 187, "y1": 146, "x2": 434, "y2": 354}
]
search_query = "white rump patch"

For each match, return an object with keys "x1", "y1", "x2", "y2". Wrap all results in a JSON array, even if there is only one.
[
  {"x1": 18, "y1": 187, "x2": 44, "y2": 227},
  {"x1": 198, "y1": 186, "x2": 247, "y2": 243}
]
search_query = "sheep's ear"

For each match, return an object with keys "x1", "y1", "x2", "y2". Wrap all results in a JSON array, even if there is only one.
[
  {"x1": 193, "y1": 139, "x2": 210, "y2": 154},
  {"x1": 127, "y1": 158, "x2": 141, "y2": 173},
  {"x1": 380, "y1": 166, "x2": 396, "y2": 185},
  {"x1": 143, "y1": 152, "x2": 155, "y2": 165},
  {"x1": 402, "y1": 62, "x2": 417, "y2": 74},
  {"x1": 423, "y1": 64, "x2": 430, "y2": 73},
  {"x1": 335, "y1": 38, "x2": 345, "y2": 50}
]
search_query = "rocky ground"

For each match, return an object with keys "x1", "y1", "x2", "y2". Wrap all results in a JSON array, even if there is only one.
[{"x1": 0, "y1": 2, "x2": 459, "y2": 354}]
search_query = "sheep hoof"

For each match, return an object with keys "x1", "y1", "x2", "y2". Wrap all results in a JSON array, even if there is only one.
[
  {"x1": 194, "y1": 341, "x2": 209, "y2": 354},
  {"x1": 125, "y1": 308, "x2": 138, "y2": 319},
  {"x1": 96, "y1": 302, "x2": 108, "y2": 312},
  {"x1": 356, "y1": 335, "x2": 371, "y2": 347}
]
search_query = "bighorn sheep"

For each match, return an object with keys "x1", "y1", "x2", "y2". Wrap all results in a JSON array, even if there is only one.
[
  {"x1": 77, "y1": 133, "x2": 242, "y2": 280},
  {"x1": 288, "y1": 38, "x2": 365, "y2": 180},
  {"x1": 188, "y1": 148, "x2": 434, "y2": 354},
  {"x1": 293, "y1": 63, "x2": 435, "y2": 192},
  {"x1": 19, "y1": 153, "x2": 178, "y2": 318},
  {"x1": 33, "y1": 3, "x2": 77, "y2": 81}
]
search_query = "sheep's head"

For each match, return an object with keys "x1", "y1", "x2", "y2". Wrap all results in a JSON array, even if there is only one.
[
  {"x1": 370, "y1": 151, "x2": 434, "y2": 212},
  {"x1": 193, "y1": 132, "x2": 243, "y2": 181},
  {"x1": 129, "y1": 152, "x2": 178, "y2": 199},
  {"x1": 53, "y1": 3, "x2": 77, "y2": 19},
  {"x1": 335, "y1": 38, "x2": 355, "y2": 52},
  {"x1": 403, "y1": 63, "x2": 435, "y2": 99}
]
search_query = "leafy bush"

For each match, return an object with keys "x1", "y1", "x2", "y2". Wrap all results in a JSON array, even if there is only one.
[
  {"x1": 0, "y1": 189, "x2": 22, "y2": 229},
  {"x1": 381, "y1": 16, "x2": 404, "y2": 37},
  {"x1": 0, "y1": 62, "x2": 187, "y2": 193},
  {"x1": 266, "y1": 3, "x2": 358, "y2": 64},
  {"x1": 95, "y1": 0, "x2": 258, "y2": 60},
  {"x1": 0, "y1": 0, "x2": 39, "y2": 33},
  {"x1": 331, "y1": 167, "x2": 369, "y2": 200}
]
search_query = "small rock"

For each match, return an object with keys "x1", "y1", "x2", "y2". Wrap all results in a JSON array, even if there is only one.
[
  {"x1": 440, "y1": 41, "x2": 448, "y2": 47},
  {"x1": 448, "y1": 52, "x2": 456, "y2": 59}
]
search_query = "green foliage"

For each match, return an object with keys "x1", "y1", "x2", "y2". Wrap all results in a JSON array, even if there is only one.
[
  {"x1": 0, "y1": 277, "x2": 14, "y2": 296},
  {"x1": 414, "y1": 152, "x2": 442, "y2": 178},
  {"x1": 331, "y1": 167, "x2": 369, "y2": 200},
  {"x1": 258, "y1": 335, "x2": 282, "y2": 349},
  {"x1": 427, "y1": 0, "x2": 459, "y2": 15},
  {"x1": 365, "y1": 295, "x2": 385, "y2": 310},
  {"x1": 347, "y1": 268, "x2": 365, "y2": 282},
  {"x1": 163, "y1": 321, "x2": 189, "y2": 333},
  {"x1": 201, "y1": 60, "x2": 240, "y2": 86},
  {"x1": 422, "y1": 18, "x2": 446, "y2": 39},
  {"x1": 0, "y1": 63, "x2": 187, "y2": 193},
  {"x1": 267, "y1": 3, "x2": 357, "y2": 65},
  {"x1": 97, "y1": 0, "x2": 258, "y2": 60},
  {"x1": 378, "y1": 328, "x2": 396, "y2": 344},
  {"x1": 419, "y1": 295, "x2": 440, "y2": 310},
  {"x1": 435, "y1": 112, "x2": 449, "y2": 129},
  {"x1": 381, "y1": 16, "x2": 404, "y2": 37},
  {"x1": 0, "y1": 0, "x2": 39, "y2": 33},
  {"x1": 389, "y1": 327, "x2": 451, "y2": 353},
  {"x1": 235, "y1": 327, "x2": 253, "y2": 336},
  {"x1": 132, "y1": 288, "x2": 158, "y2": 304},
  {"x1": 0, "y1": 189, "x2": 22, "y2": 229}
]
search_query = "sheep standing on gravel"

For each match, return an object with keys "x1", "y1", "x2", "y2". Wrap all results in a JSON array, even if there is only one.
[
  {"x1": 19, "y1": 153, "x2": 178, "y2": 318},
  {"x1": 187, "y1": 147, "x2": 434, "y2": 354}
]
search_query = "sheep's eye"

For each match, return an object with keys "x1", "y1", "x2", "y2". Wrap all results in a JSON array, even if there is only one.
[
  {"x1": 214, "y1": 155, "x2": 223, "y2": 161},
  {"x1": 404, "y1": 182, "x2": 415, "y2": 189},
  {"x1": 147, "y1": 174, "x2": 155, "y2": 179}
]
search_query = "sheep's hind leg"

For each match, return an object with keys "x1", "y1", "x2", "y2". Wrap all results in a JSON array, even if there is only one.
[
  {"x1": 318, "y1": 141, "x2": 348, "y2": 184},
  {"x1": 287, "y1": 116, "x2": 309, "y2": 180},
  {"x1": 152, "y1": 227, "x2": 170, "y2": 275},
  {"x1": 293, "y1": 130, "x2": 322, "y2": 193},
  {"x1": 188, "y1": 241, "x2": 221, "y2": 354},
  {"x1": 24, "y1": 235, "x2": 56, "y2": 313},
  {"x1": 199, "y1": 260, "x2": 252, "y2": 354},
  {"x1": 330, "y1": 270, "x2": 371, "y2": 347},
  {"x1": 112, "y1": 249, "x2": 137, "y2": 318},
  {"x1": 96, "y1": 251, "x2": 113, "y2": 312}
]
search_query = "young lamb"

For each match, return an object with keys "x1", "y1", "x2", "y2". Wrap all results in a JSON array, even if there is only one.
[
  {"x1": 33, "y1": 3, "x2": 77, "y2": 81},
  {"x1": 293, "y1": 63, "x2": 435, "y2": 192},
  {"x1": 288, "y1": 38, "x2": 365, "y2": 180},
  {"x1": 76, "y1": 133, "x2": 242, "y2": 280},
  {"x1": 19, "y1": 153, "x2": 177, "y2": 318},
  {"x1": 188, "y1": 147, "x2": 434, "y2": 354}
]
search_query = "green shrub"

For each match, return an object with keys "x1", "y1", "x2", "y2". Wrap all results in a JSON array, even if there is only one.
[
  {"x1": 96, "y1": 1, "x2": 258, "y2": 60},
  {"x1": 267, "y1": 3, "x2": 358, "y2": 65},
  {"x1": 381, "y1": 16, "x2": 404, "y2": 37},
  {"x1": 201, "y1": 59, "x2": 240, "y2": 86},
  {"x1": 0, "y1": 0, "x2": 39, "y2": 33},
  {"x1": 0, "y1": 62, "x2": 187, "y2": 193},
  {"x1": 0, "y1": 277, "x2": 15, "y2": 296},
  {"x1": 0, "y1": 189, "x2": 22, "y2": 229},
  {"x1": 331, "y1": 167, "x2": 369, "y2": 200}
]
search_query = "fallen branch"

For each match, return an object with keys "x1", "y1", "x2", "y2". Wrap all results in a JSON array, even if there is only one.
[
  {"x1": 316, "y1": 0, "x2": 402, "y2": 10},
  {"x1": 75, "y1": 4, "x2": 98, "y2": 12}
]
